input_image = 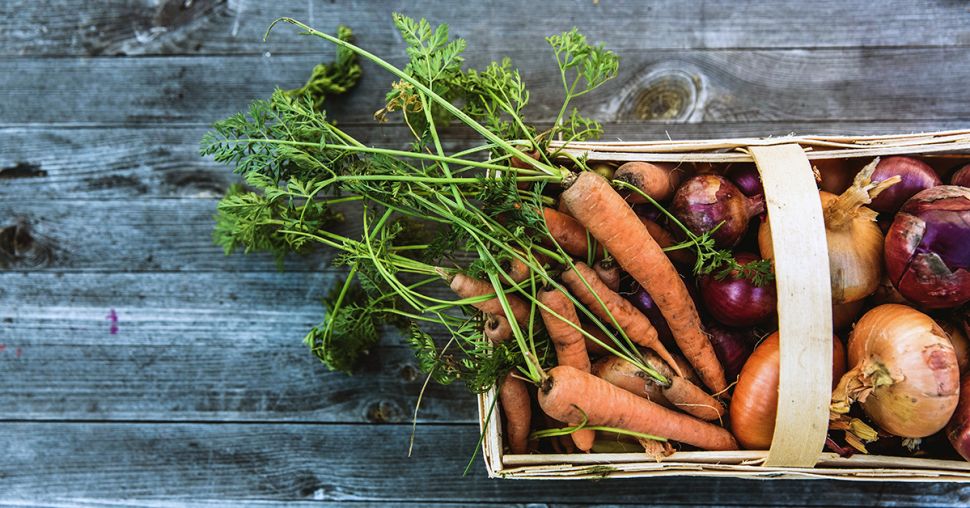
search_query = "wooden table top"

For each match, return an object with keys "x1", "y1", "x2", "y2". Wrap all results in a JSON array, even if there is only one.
[{"x1": 2, "y1": 1, "x2": 969, "y2": 505}]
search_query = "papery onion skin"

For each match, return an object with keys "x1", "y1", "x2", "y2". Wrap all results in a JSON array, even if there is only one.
[
  {"x1": 951, "y1": 164, "x2": 970, "y2": 188},
  {"x1": 941, "y1": 320, "x2": 970, "y2": 374},
  {"x1": 843, "y1": 304, "x2": 960, "y2": 438},
  {"x1": 885, "y1": 186, "x2": 970, "y2": 309},
  {"x1": 759, "y1": 190, "x2": 884, "y2": 304},
  {"x1": 885, "y1": 185, "x2": 970, "y2": 309},
  {"x1": 731, "y1": 332, "x2": 846, "y2": 450},
  {"x1": 672, "y1": 175, "x2": 765, "y2": 248},
  {"x1": 833, "y1": 299, "x2": 866, "y2": 332},
  {"x1": 725, "y1": 163, "x2": 764, "y2": 198},
  {"x1": 705, "y1": 323, "x2": 755, "y2": 383},
  {"x1": 869, "y1": 156, "x2": 942, "y2": 214},
  {"x1": 815, "y1": 158, "x2": 856, "y2": 195},
  {"x1": 698, "y1": 252, "x2": 777, "y2": 327},
  {"x1": 946, "y1": 375, "x2": 970, "y2": 461}
]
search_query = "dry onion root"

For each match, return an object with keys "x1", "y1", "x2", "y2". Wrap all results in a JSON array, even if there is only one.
[{"x1": 831, "y1": 304, "x2": 960, "y2": 450}]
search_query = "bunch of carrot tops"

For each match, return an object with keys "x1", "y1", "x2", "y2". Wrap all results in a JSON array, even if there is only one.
[{"x1": 203, "y1": 15, "x2": 970, "y2": 461}]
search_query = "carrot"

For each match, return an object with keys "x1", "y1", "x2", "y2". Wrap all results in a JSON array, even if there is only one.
[
  {"x1": 556, "y1": 197, "x2": 572, "y2": 214},
  {"x1": 592, "y1": 354, "x2": 669, "y2": 407},
  {"x1": 538, "y1": 365, "x2": 737, "y2": 451},
  {"x1": 541, "y1": 207, "x2": 603, "y2": 259},
  {"x1": 592, "y1": 352, "x2": 723, "y2": 421},
  {"x1": 500, "y1": 256, "x2": 531, "y2": 284},
  {"x1": 615, "y1": 161, "x2": 682, "y2": 203},
  {"x1": 582, "y1": 324, "x2": 610, "y2": 357},
  {"x1": 561, "y1": 262, "x2": 682, "y2": 377},
  {"x1": 484, "y1": 314, "x2": 512, "y2": 343},
  {"x1": 449, "y1": 272, "x2": 529, "y2": 324},
  {"x1": 640, "y1": 217, "x2": 694, "y2": 267},
  {"x1": 562, "y1": 172, "x2": 727, "y2": 393},
  {"x1": 538, "y1": 288, "x2": 595, "y2": 451},
  {"x1": 663, "y1": 375, "x2": 724, "y2": 421},
  {"x1": 593, "y1": 259, "x2": 621, "y2": 292},
  {"x1": 499, "y1": 373, "x2": 532, "y2": 454}
]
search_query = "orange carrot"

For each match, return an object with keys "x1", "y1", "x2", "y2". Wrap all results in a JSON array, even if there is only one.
[
  {"x1": 500, "y1": 256, "x2": 531, "y2": 284},
  {"x1": 582, "y1": 324, "x2": 611, "y2": 357},
  {"x1": 449, "y1": 272, "x2": 529, "y2": 324},
  {"x1": 538, "y1": 288, "x2": 595, "y2": 451},
  {"x1": 538, "y1": 365, "x2": 737, "y2": 451},
  {"x1": 640, "y1": 217, "x2": 694, "y2": 267},
  {"x1": 593, "y1": 352, "x2": 723, "y2": 421},
  {"x1": 561, "y1": 262, "x2": 682, "y2": 377},
  {"x1": 541, "y1": 207, "x2": 604, "y2": 259},
  {"x1": 499, "y1": 373, "x2": 532, "y2": 454},
  {"x1": 615, "y1": 161, "x2": 682, "y2": 203},
  {"x1": 562, "y1": 172, "x2": 727, "y2": 393},
  {"x1": 484, "y1": 314, "x2": 512, "y2": 343},
  {"x1": 593, "y1": 259, "x2": 621, "y2": 292}
]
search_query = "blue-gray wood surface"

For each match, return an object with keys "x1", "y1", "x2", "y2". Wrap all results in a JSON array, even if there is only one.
[{"x1": 2, "y1": 0, "x2": 970, "y2": 505}]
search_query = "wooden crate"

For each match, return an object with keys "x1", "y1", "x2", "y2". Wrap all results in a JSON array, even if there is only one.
[{"x1": 480, "y1": 130, "x2": 970, "y2": 480}]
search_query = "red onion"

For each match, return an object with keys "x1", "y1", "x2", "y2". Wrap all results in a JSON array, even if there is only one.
[
  {"x1": 627, "y1": 283, "x2": 675, "y2": 348},
  {"x1": 671, "y1": 175, "x2": 765, "y2": 248},
  {"x1": 705, "y1": 323, "x2": 755, "y2": 382},
  {"x1": 947, "y1": 375, "x2": 970, "y2": 461},
  {"x1": 725, "y1": 163, "x2": 764, "y2": 198},
  {"x1": 885, "y1": 186, "x2": 970, "y2": 309},
  {"x1": 815, "y1": 158, "x2": 857, "y2": 195},
  {"x1": 951, "y1": 164, "x2": 970, "y2": 188},
  {"x1": 698, "y1": 252, "x2": 777, "y2": 327},
  {"x1": 869, "y1": 156, "x2": 942, "y2": 214}
]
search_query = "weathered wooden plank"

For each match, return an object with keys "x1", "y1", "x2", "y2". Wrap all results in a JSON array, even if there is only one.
[
  {"x1": 4, "y1": 48, "x2": 970, "y2": 126},
  {"x1": 4, "y1": 0, "x2": 970, "y2": 57},
  {"x1": 0, "y1": 199, "x2": 330, "y2": 271},
  {"x1": 0, "y1": 422, "x2": 967, "y2": 505},
  {"x1": 2, "y1": 502, "x2": 540, "y2": 508},
  {"x1": 0, "y1": 271, "x2": 473, "y2": 422},
  {"x1": 6, "y1": 122, "x2": 970, "y2": 200}
]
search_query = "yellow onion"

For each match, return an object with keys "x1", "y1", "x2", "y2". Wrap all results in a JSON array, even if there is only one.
[
  {"x1": 941, "y1": 320, "x2": 970, "y2": 374},
  {"x1": 760, "y1": 159, "x2": 897, "y2": 304},
  {"x1": 831, "y1": 304, "x2": 960, "y2": 439},
  {"x1": 832, "y1": 299, "x2": 866, "y2": 332},
  {"x1": 731, "y1": 332, "x2": 846, "y2": 450}
]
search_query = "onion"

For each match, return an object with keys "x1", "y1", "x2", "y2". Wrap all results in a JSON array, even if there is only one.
[
  {"x1": 951, "y1": 164, "x2": 970, "y2": 187},
  {"x1": 884, "y1": 185, "x2": 970, "y2": 309},
  {"x1": 705, "y1": 323, "x2": 755, "y2": 383},
  {"x1": 872, "y1": 274, "x2": 911, "y2": 306},
  {"x1": 732, "y1": 332, "x2": 846, "y2": 449},
  {"x1": 760, "y1": 159, "x2": 895, "y2": 304},
  {"x1": 815, "y1": 158, "x2": 857, "y2": 195},
  {"x1": 832, "y1": 299, "x2": 866, "y2": 332},
  {"x1": 672, "y1": 175, "x2": 765, "y2": 248},
  {"x1": 941, "y1": 320, "x2": 970, "y2": 374},
  {"x1": 867, "y1": 156, "x2": 942, "y2": 214},
  {"x1": 946, "y1": 375, "x2": 970, "y2": 461},
  {"x1": 627, "y1": 283, "x2": 676, "y2": 348},
  {"x1": 698, "y1": 252, "x2": 777, "y2": 327},
  {"x1": 832, "y1": 304, "x2": 960, "y2": 438},
  {"x1": 725, "y1": 163, "x2": 763, "y2": 197}
]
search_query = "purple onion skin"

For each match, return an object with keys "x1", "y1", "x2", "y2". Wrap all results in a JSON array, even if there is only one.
[
  {"x1": 705, "y1": 323, "x2": 756, "y2": 382},
  {"x1": 885, "y1": 185, "x2": 970, "y2": 309},
  {"x1": 725, "y1": 163, "x2": 764, "y2": 198},
  {"x1": 869, "y1": 156, "x2": 942, "y2": 214},
  {"x1": 671, "y1": 175, "x2": 764, "y2": 248},
  {"x1": 951, "y1": 164, "x2": 970, "y2": 188},
  {"x1": 698, "y1": 252, "x2": 778, "y2": 327},
  {"x1": 628, "y1": 284, "x2": 676, "y2": 348}
]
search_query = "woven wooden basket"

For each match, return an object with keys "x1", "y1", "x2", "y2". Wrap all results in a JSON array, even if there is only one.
[{"x1": 479, "y1": 130, "x2": 970, "y2": 481}]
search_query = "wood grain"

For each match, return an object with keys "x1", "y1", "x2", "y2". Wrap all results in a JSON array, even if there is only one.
[
  {"x1": 0, "y1": 271, "x2": 472, "y2": 422},
  {"x1": 4, "y1": 48, "x2": 970, "y2": 126},
  {"x1": 4, "y1": 0, "x2": 969, "y2": 57},
  {"x1": 0, "y1": 422, "x2": 968, "y2": 505},
  {"x1": 6, "y1": 122, "x2": 970, "y2": 199}
]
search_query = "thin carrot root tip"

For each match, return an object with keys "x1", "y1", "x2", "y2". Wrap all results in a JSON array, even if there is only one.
[{"x1": 499, "y1": 373, "x2": 532, "y2": 455}]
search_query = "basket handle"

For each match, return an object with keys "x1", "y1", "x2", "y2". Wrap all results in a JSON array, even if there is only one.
[{"x1": 749, "y1": 144, "x2": 833, "y2": 467}]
